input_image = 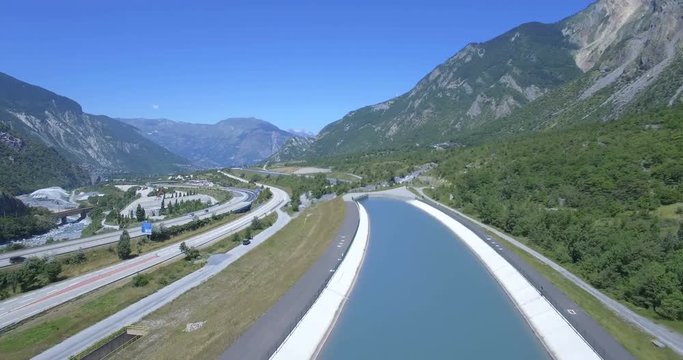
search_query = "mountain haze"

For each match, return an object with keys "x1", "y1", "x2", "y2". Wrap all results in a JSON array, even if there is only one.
[{"x1": 119, "y1": 117, "x2": 297, "y2": 168}]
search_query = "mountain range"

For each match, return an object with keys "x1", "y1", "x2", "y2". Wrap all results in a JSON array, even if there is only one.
[
  {"x1": 0, "y1": 72, "x2": 191, "y2": 192},
  {"x1": 274, "y1": 0, "x2": 683, "y2": 159},
  {"x1": 0, "y1": 72, "x2": 302, "y2": 193},
  {"x1": 118, "y1": 117, "x2": 300, "y2": 168}
]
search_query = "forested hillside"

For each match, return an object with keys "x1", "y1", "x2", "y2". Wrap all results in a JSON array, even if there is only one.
[
  {"x1": 0, "y1": 192, "x2": 55, "y2": 243},
  {"x1": 0, "y1": 123, "x2": 88, "y2": 195},
  {"x1": 428, "y1": 106, "x2": 683, "y2": 320}
]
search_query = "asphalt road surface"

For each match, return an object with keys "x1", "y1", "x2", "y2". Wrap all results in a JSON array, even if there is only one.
[
  {"x1": 36, "y1": 198, "x2": 293, "y2": 360},
  {"x1": 220, "y1": 201, "x2": 360, "y2": 360},
  {"x1": 0, "y1": 186, "x2": 287, "y2": 331},
  {"x1": 0, "y1": 187, "x2": 257, "y2": 267}
]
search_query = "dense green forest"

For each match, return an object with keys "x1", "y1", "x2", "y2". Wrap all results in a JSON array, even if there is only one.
[
  {"x1": 0, "y1": 126, "x2": 88, "y2": 195},
  {"x1": 0, "y1": 192, "x2": 55, "y2": 243},
  {"x1": 427, "y1": 106, "x2": 683, "y2": 320}
]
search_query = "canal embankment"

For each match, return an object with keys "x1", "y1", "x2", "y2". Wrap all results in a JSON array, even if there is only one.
[
  {"x1": 409, "y1": 199, "x2": 602, "y2": 360},
  {"x1": 269, "y1": 201, "x2": 370, "y2": 360}
]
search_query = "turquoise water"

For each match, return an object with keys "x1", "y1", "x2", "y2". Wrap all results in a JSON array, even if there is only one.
[{"x1": 319, "y1": 198, "x2": 549, "y2": 360}]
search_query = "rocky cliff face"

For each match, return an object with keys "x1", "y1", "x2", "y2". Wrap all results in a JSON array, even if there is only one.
[
  {"x1": 267, "y1": 135, "x2": 315, "y2": 163},
  {"x1": 312, "y1": 21, "x2": 582, "y2": 154},
  {"x1": 562, "y1": 0, "x2": 683, "y2": 109},
  {"x1": 0, "y1": 72, "x2": 189, "y2": 176},
  {"x1": 120, "y1": 117, "x2": 297, "y2": 168},
  {"x1": 291, "y1": 0, "x2": 683, "y2": 158}
]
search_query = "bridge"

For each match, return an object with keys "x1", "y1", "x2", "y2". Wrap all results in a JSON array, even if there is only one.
[{"x1": 52, "y1": 207, "x2": 94, "y2": 225}]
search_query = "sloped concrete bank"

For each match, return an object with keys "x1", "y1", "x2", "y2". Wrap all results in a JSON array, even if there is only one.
[
  {"x1": 409, "y1": 200, "x2": 601, "y2": 360},
  {"x1": 270, "y1": 202, "x2": 370, "y2": 360}
]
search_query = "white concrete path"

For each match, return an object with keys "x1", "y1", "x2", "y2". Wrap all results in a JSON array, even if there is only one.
[
  {"x1": 409, "y1": 200, "x2": 601, "y2": 360},
  {"x1": 270, "y1": 202, "x2": 370, "y2": 360}
]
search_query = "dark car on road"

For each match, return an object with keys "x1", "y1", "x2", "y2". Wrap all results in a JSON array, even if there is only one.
[
  {"x1": 9, "y1": 256, "x2": 26, "y2": 264},
  {"x1": 242, "y1": 238, "x2": 251, "y2": 246}
]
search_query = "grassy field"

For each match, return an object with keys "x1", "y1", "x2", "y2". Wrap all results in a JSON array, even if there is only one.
[
  {"x1": 165, "y1": 186, "x2": 233, "y2": 203},
  {"x1": 491, "y1": 232, "x2": 680, "y2": 360},
  {"x1": 0, "y1": 260, "x2": 201, "y2": 359},
  {"x1": 655, "y1": 202, "x2": 683, "y2": 235},
  {"x1": 108, "y1": 198, "x2": 346, "y2": 360},
  {"x1": 327, "y1": 171, "x2": 361, "y2": 183},
  {"x1": 0, "y1": 213, "x2": 275, "y2": 359},
  {"x1": 61, "y1": 211, "x2": 241, "y2": 278}
]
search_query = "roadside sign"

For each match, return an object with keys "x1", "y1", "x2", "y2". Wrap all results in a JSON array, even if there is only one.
[{"x1": 141, "y1": 221, "x2": 153, "y2": 235}]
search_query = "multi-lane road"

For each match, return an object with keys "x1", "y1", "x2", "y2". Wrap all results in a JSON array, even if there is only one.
[
  {"x1": 0, "y1": 187, "x2": 257, "y2": 267},
  {"x1": 0, "y1": 185, "x2": 288, "y2": 331},
  {"x1": 35, "y1": 199, "x2": 293, "y2": 360}
]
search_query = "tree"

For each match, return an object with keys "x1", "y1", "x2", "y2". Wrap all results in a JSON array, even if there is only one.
[
  {"x1": 678, "y1": 222, "x2": 683, "y2": 243},
  {"x1": 251, "y1": 216, "x2": 261, "y2": 230},
  {"x1": 117, "y1": 230, "x2": 131, "y2": 260},
  {"x1": 44, "y1": 260, "x2": 62, "y2": 282},
  {"x1": 179, "y1": 241, "x2": 199, "y2": 260},
  {"x1": 658, "y1": 292, "x2": 683, "y2": 320},
  {"x1": 160, "y1": 199, "x2": 166, "y2": 214},
  {"x1": 135, "y1": 204, "x2": 146, "y2": 222},
  {"x1": 6, "y1": 271, "x2": 19, "y2": 293},
  {"x1": 19, "y1": 257, "x2": 46, "y2": 291}
]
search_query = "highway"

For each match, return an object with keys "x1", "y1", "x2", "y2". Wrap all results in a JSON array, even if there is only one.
[
  {"x1": 414, "y1": 187, "x2": 683, "y2": 357},
  {"x1": 0, "y1": 185, "x2": 288, "y2": 331},
  {"x1": 0, "y1": 187, "x2": 257, "y2": 267},
  {"x1": 35, "y1": 191, "x2": 291, "y2": 360}
]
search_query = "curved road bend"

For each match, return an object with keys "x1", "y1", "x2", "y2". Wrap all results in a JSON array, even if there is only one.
[
  {"x1": 414, "y1": 187, "x2": 680, "y2": 358},
  {"x1": 220, "y1": 201, "x2": 360, "y2": 360},
  {"x1": 0, "y1": 186, "x2": 288, "y2": 331},
  {"x1": 0, "y1": 188, "x2": 257, "y2": 267},
  {"x1": 36, "y1": 204, "x2": 293, "y2": 360}
]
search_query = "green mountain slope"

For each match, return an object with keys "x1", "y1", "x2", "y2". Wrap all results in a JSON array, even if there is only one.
[
  {"x1": 0, "y1": 125, "x2": 88, "y2": 194},
  {"x1": 284, "y1": 0, "x2": 683, "y2": 158},
  {"x1": 428, "y1": 105, "x2": 683, "y2": 320},
  {"x1": 313, "y1": 21, "x2": 582, "y2": 154}
]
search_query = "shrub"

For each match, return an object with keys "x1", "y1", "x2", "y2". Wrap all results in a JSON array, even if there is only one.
[{"x1": 132, "y1": 274, "x2": 150, "y2": 287}]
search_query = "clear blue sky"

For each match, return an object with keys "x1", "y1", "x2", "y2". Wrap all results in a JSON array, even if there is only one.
[{"x1": 1, "y1": 0, "x2": 593, "y2": 132}]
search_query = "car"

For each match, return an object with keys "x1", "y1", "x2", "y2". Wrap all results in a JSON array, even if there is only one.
[
  {"x1": 9, "y1": 256, "x2": 26, "y2": 264},
  {"x1": 242, "y1": 238, "x2": 251, "y2": 246}
]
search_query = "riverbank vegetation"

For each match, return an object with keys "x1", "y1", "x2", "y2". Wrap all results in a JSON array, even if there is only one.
[
  {"x1": 427, "y1": 106, "x2": 683, "y2": 323},
  {"x1": 0, "y1": 192, "x2": 55, "y2": 242},
  {"x1": 492, "y1": 232, "x2": 679, "y2": 360}
]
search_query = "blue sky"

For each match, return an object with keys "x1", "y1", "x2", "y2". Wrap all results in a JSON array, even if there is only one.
[{"x1": 1, "y1": 0, "x2": 593, "y2": 132}]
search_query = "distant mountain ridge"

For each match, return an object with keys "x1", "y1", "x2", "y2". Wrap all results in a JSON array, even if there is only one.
[
  {"x1": 0, "y1": 72, "x2": 189, "y2": 180},
  {"x1": 276, "y1": 0, "x2": 683, "y2": 159},
  {"x1": 119, "y1": 117, "x2": 298, "y2": 168}
]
